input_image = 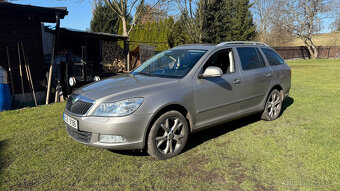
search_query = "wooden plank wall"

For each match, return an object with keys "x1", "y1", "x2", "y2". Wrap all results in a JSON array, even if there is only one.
[
  {"x1": 273, "y1": 46, "x2": 340, "y2": 59},
  {"x1": 0, "y1": 10, "x2": 46, "y2": 94}
]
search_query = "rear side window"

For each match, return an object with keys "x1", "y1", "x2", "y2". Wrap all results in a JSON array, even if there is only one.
[
  {"x1": 237, "y1": 47, "x2": 265, "y2": 70},
  {"x1": 261, "y1": 48, "x2": 285, "y2": 66}
]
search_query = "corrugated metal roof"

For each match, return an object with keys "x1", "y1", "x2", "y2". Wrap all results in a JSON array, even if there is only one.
[
  {"x1": 45, "y1": 26, "x2": 128, "y2": 40},
  {"x1": 0, "y1": 2, "x2": 68, "y2": 22}
]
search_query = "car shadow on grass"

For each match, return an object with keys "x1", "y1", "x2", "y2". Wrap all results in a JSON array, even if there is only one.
[
  {"x1": 109, "y1": 148, "x2": 148, "y2": 157},
  {"x1": 183, "y1": 114, "x2": 261, "y2": 153},
  {"x1": 184, "y1": 96, "x2": 294, "y2": 153},
  {"x1": 281, "y1": 96, "x2": 294, "y2": 114},
  {"x1": 110, "y1": 97, "x2": 294, "y2": 157}
]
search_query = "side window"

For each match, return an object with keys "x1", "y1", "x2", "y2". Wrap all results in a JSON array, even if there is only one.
[
  {"x1": 261, "y1": 48, "x2": 285, "y2": 66},
  {"x1": 237, "y1": 47, "x2": 265, "y2": 70},
  {"x1": 203, "y1": 49, "x2": 235, "y2": 74}
]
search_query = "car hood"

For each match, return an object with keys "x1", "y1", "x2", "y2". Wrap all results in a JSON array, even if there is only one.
[{"x1": 73, "y1": 74, "x2": 180, "y2": 100}]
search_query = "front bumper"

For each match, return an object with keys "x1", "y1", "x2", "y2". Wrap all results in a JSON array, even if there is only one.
[{"x1": 64, "y1": 110, "x2": 153, "y2": 150}]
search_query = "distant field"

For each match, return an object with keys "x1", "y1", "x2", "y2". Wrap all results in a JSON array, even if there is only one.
[
  {"x1": 284, "y1": 31, "x2": 340, "y2": 46},
  {"x1": 1, "y1": 59, "x2": 340, "y2": 190}
]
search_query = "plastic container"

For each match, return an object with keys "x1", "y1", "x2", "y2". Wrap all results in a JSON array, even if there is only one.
[{"x1": 0, "y1": 66, "x2": 12, "y2": 111}]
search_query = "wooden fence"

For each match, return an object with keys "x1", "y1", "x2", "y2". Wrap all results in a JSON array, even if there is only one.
[
  {"x1": 273, "y1": 46, "x2": 340, "y2": 59},
  {"x1": 134, "y1": 45, "x2": 340, "y2": 65}
]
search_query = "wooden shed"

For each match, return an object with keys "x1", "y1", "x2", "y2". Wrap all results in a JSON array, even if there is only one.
[
  {"x1": 0, "y1": 2, "x2": 68, "y2": 103},
  {"x1": 129, "y1": 45, "x2": 155, "y2": 70}
]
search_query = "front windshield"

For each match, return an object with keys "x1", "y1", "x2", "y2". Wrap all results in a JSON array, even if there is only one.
[{"x1": 131, "y1": 49, "x2": 207, "y2": 78}]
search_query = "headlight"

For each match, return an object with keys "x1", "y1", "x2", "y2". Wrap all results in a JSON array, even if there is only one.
[
  {"x1": 94, "y1": 76, "x2": 100, "y2": 82},
  {"x1": 69, "y1": 77, "x2": 76, "y2": 86},
  {"x1": 92, "y1": 98, "x2": 144, "y2": 117}
]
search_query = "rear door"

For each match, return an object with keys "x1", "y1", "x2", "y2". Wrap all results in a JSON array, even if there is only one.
[
  {"x1": 260, "y1": 48, "x2": 291, "y2": 97},
  {"x1": 236, "y1": 47, "x2": 273, "y2": 113}
]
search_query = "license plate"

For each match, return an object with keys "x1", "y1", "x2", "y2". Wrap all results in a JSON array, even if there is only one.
[{"x1": 64, "y1": 113, "x2": 78, "y2": 129}]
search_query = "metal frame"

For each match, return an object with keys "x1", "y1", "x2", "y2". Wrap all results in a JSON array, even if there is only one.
[{"x1": 217, "y1": 41, "x2": 268, "y2": 47}]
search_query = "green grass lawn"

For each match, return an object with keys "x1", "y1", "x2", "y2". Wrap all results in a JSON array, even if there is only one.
[{"x1": 1, "y1": 59, "x2": 340, "y2": 190}]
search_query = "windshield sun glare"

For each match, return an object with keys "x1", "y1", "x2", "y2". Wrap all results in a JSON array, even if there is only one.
[{"x1": 132, "y1": 49, "x2": 207, "y2": 78}]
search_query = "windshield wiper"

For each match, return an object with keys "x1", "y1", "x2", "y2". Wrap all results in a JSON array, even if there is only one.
[{"x1": 138, "y1": 72, "x2": 154, "y2": 77}]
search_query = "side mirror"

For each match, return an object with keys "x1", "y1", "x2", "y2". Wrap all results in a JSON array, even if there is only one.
[{"x1": 199, "y1": 66, "x2": 223, "y2": 78}]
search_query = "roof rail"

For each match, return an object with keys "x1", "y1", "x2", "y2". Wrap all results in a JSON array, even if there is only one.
[{"x1": 217, "y1": 41, "x2": 268, "y2": 46}]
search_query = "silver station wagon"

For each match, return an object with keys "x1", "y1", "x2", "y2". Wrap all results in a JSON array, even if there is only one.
[{"x1": 63, "y1": 41, "x2": 291, "y2": 159}]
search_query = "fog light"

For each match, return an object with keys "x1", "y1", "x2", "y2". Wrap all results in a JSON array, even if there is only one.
[{"x1": 99, "y1": 134, "x2": 127, "y2": 143}]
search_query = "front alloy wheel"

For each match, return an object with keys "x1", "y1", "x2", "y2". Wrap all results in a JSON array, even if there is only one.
[{"x1": 147, "y1": 111, "x2": 189, "y2": 159}]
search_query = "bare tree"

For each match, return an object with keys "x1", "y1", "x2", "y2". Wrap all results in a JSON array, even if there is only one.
[
  {"x1": 251, "y1": 0, "x2": 275, "y2": 41},
  {"x1": 174, "y1": 0, "x2": 204, "y2": 43},
  {"x1": 138, "y1": 4, "x2": 168, "y2": 24},
  {"x1": 331, "y1": 13, "x2": 340, "y2": 32},
  {"x1": 103, "y1": 0, "x2": 167, "y2": 36},
  {"x1": 252, "y1": 0, "x2": 294, "y2": 46},
  {"x1": 284, "y1": 0, "x2": 334, "y2": 58}
]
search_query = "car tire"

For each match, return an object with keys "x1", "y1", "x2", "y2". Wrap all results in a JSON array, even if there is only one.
[
  {"x1": 261, "y1": 89, "x2": 283, "y2": 121},
  {"x1": 147, "y1": 111, "x2": 189, "y2": 160}
]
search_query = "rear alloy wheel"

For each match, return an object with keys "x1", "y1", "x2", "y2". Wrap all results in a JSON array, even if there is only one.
[
  {"x1": 261, "y1": 89, "x2": 283, "y2": 121},
  {"x1": 147, "y1": 111, "x2": 189, "y2": 159}
]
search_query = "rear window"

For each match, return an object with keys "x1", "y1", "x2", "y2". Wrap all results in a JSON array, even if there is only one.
[
  {"x1": 261, "y1": 48, "x2": 285, "y2": 66},
  {"x1": 237, "y1": 47, "x2": 265, "y2": 70}
]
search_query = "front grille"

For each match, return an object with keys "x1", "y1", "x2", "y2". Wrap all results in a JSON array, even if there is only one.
[
  {"x1": 65, "y1": 97, "x2": 73, "y2": 110},
  {"x1": 66, "y1": 96, "x2": 93, "y2": 115},
  {"x1": 66, "y1": 125, "x2": 92, "y2": 143}
]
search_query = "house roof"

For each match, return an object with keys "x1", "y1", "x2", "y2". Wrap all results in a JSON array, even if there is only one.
[
  {"x1": 45, "y1": 27, "x2": 128, "y2": 41},
  {"x1": 0, "y1": 2, "x2": 68, "y2": 22}
]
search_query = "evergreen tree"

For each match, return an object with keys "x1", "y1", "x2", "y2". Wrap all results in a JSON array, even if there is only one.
[
  {"x1": 167, "y1": 16, "x2": 191, "y2": 47},
  {"x1": 128, "y1": 17, "x2": 176, "y2": 51},
  {"x1": 201, "y1": 0, "x2": 256, "y2": 43},
  {"x1": 222, "y1": 0, "x2": 235, "y2": 41},
  {"x1": 90, "y1": 0, "x2": 120, "y2": 34},
  {"x1": 201, "y1": 0, "x2": 225, "y2": 43},
  {"x1": 229, "y1": 0, "x2": 256, "y2": 41}
]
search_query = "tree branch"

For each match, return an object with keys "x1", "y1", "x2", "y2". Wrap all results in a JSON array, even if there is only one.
[{"x1": 103, "y1": 0, "x2": 123, "y2": 16}]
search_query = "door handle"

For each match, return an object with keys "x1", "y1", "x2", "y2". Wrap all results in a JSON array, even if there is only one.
[
  {"x1": 233, "y1": 79, "x2": 241, "y2": 84},
  {"x1": 265, "y1": 73, "x2": 272, "y2": 78}
]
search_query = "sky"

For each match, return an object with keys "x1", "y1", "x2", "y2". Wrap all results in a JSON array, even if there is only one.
[
  {"x1": 16, "y1": 0, "x2": 93, "y2": 30},
  {"x1": 13, "y1": 0, "x2": 334, "y2": 33}
]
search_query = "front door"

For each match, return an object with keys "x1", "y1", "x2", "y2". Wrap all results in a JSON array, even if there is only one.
[{"x1": 194, "y1": 48, "x2": 243, "y2": 129}]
